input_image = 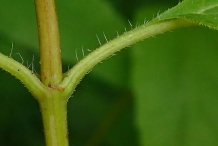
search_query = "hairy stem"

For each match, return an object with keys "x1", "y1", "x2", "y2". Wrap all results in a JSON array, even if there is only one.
[
  {"x1": 0, "y1": 53, "x2": 47, "y2": 100},
  {"x1": 34, "y1": 0, "x2": 68, "y2": 146},
  {"x1": 60, "y1": 19, "x2": 195, "y2": 98},
  {"x1": 39, "y1": 92, "x2": 69, "y2": 146},
  {"x1": 34, "y1": 0, "x2": 62, "y2": 87}
]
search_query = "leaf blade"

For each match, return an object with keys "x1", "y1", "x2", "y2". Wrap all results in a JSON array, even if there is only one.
[{"x1": 153, "y1": 0, "x2": 218, "y2": 30}]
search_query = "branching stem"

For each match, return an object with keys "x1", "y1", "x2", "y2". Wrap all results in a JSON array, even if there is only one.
[
  {"x1": 0, "y1": 53, "x2": 47, "y2": 99},
  {"x1": 34, "y1": 0, "x2": 68, "y2": 146},
  {"x1": 0, "y1": 2, "x2": 197, "y2": 145}
]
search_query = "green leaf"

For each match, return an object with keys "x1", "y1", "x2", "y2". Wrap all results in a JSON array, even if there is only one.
[
  {"x1": 0, "y1": 0, "x2": 128, "y2": 87},
  {"x1": 0, "y1": 37, "x2": 137, "y2": 145},
  {"x1": 132, "y1": 5, "x2": 218, "y2": 146},
  {"x1": 153, "y1": 0, "x2": 218, "y2": 30}
]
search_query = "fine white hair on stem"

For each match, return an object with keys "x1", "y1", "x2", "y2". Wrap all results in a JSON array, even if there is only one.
[
  {"x1": 68, "y1": 64, "x2": 70, "y2": 71},
  {"x1": 81, "y1": 46, "x2": 85, "y2": 57},
  {"x1": 144, "y1": 18, "x2": 147, "y2": 25},
  {"x1": 15, "y1": 53, "x2": 24, "y2": 64},
  {"x1": 103, "y1": 32, "x2": 108, "y2": 43},
  {"x1": 116, "y1": 31, "x2": 120, "y2": 37},
  {"x1": 128, "y1": 19, "x2": 133, "y2": 28},
  {"x1": 65, "y1": 64, "x2": 71, "y2": 76},
  {"x1": 75, "y1": 48, "x2": 79, "y2": 61},
  {"x1": 30, "y1": 55, "x2": 38, "y2": 74},
  {"x1": 9, "y1": 42, "x2": 14, "y2": 58},
  {"x1": 86, "y1": 70, "x2": 91, "y2": 74},
  {"x1": 135, "y1": 22, "x2": 139, "y2": 28},
  {"x1": 96, "y1": 34, "x2": 102, "y2": 45},
  {"x1": 143, "y1": 20, "x2": 149, "y2": 27},
  {"x1": 60, "y1": 19, "x2": 195, "y2": 99},
  {"x1": 156, "y1": 10, "x2": 161, "y2": 20},
  {"x1": 33, "y1": 67, "x2": 38, "y2": 74},
  {"x1": 26, "y1": 61, "x2": 31, "y2": 69},
  {"x1": 31, "y1": 54, "x2": 34, "y2": 73}
]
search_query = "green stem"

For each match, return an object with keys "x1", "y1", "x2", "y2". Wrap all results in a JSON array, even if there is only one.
[
  {"x1": 0, "y1": 52, "x2": 68, "y2": 146},
  {"x1": 34, "y1": 0, "x2": 68, "y2": 145},
  {"x1": 34, "y1": 0, "x2": 62, "y2": 87},
  {"x1": 39, "y1": 92, "x2": 68, "y2": 146},
  {"x1": 0, "y1": 53, "x2": 46, "y2": 100},
  {"x1": 60, "y1": 19, "x2": 196, "y2": 98}
]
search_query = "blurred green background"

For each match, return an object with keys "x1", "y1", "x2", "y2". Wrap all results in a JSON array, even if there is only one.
[{"x1": 1, "y1": 0, "x2": 218, "y2": 145}]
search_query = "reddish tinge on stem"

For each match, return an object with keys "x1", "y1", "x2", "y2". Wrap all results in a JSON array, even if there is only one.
[{"x1": 34, "y1": 0, "x2": 62, "y2": 87}]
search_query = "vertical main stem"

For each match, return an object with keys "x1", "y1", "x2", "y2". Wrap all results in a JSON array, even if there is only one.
[
  {"x1": 34, "y1": 0, "x2": 62, "y2": 86},
  {"x1": 34, "y1": 0, "x2": 68, "y2": 145},
  {"x1": 39, "y1": 92, "x2": 69, "y2": 146}
]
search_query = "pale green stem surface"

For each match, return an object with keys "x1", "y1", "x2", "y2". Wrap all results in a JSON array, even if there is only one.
[
  {"x1": 0, "y1": 16, "x2": 196, "y2": 146},
  {"x1": 38, "y1": 91, "x2": 68, "y2": 146},
  {"x1": 61, "y1": 19, "x2": 196, "y2": 99},
  {"x1": 0, "y1": 53, "x2": 47, "y2": 99},
  {"x1": 34, "y1": 0, "x2": 68, "y2": 145}
]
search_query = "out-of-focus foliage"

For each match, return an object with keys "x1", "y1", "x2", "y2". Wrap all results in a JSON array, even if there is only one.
[
  {"x1": 132, "y1": 4, "x2": 218, "y2": 146},
  {"x1": 0, "y1": 0, "x2": 218, "y2": 145}
]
